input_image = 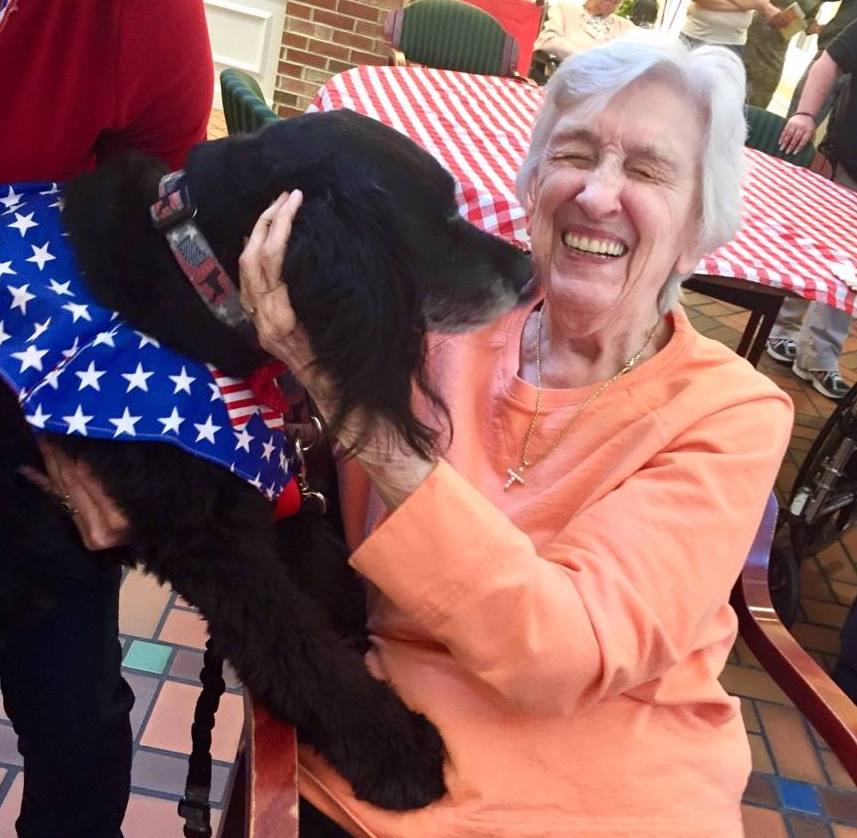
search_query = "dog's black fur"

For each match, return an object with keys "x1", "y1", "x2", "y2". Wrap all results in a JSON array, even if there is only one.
[{"x1": 0, "y1": 109, "x2": 532, "y2": 810}]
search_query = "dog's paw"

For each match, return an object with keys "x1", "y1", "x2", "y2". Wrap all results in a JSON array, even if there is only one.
[{"x1": 347, "y1": 707, "x2": 447, "y2": 811}]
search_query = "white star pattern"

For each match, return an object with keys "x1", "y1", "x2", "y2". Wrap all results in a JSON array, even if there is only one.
[
  {"x1": 61, "y1": 302, "x2": 91, "y2": 323},
  {"x1": 76, "y1": 361, "x2": 107, "y2": 391},
  {"x1": 47, "y1": 279, "x2": 74, "y2": 297},
  {"x1": 169, "y1": 365, "x2": 195, "y2": 394},
  {"x1": 63, "y1": 405, "x2": 94, "y2": 435},
  {"x1": 234, "y1": 427, "x2": 254, "y2": 452},
  {"x1": 261, "y1": 436, "x2": 276, "y2": 462},
  {"x1": 158, "y1": 407, "x2": 185, "y2": 434},
  {"x1": 10, "y1": 344, "x2": 49, "y2": 372},
  {"x1": 1, "y1": 182, "x2": 290, "y2": 502},
  {"x1": 27, "y1": 318, "x2": 51, "y2": 342},
  {"x1": 8, "y1": 212, "x2": 38, "y2": 237},
  {"x1": 93, "y1": 328, "x2": 119, "y2": 347},
  {"x1": 134, "y1": 331, "x2": 160, "y2": 349},
  {"x1": 121, "y1": 362, "x2": 154, "y2": 393},
  {"x1": 26, "y1": 404, "x2": 51, "y2": 429},
  {"x1": 38, "y1": 183, "x2": 60, "y2": 196},
  {"x1": 194, "y1": 415, "x2": 221, "y2": 444},
  {"x1": 25, "y1": 242, "x2": 55, "y2": 270},
  {"x1": 109, "y1": 407, "x2": 142, "y2": 437},
  {"x1": 0, "y1": 186, "x2": 22, "y2": 209},
  {"x1": 61, "y1": 337, "x2": 80, "y2": 360},
  {"x1": 8, "y1": 284, "x2": 35, "y2": 314}
]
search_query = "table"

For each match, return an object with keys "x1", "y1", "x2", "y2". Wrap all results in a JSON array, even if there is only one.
[{"x1": 309, "y1": 65, "x2": 857, "y2": 365}]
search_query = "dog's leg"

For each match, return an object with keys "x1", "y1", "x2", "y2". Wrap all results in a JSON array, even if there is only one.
[
  {"x1": 71, "y1": 441, "x2": 446, "y2": 811},
  {"x1": 145, "y1": 507, "x2": 446, "y2": 810}
]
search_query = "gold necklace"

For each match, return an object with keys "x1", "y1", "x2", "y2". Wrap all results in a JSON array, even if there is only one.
[{"x1": 504, "y1": 311, "x2": 659, "y2": 491}]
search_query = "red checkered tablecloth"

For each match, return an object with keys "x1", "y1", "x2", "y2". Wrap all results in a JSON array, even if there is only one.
[{"x1": 309, "y1": 65, "x2": 857, "y2": 315}]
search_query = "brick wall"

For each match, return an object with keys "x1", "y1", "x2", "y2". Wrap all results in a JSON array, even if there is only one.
[{"x1": 274, "y1": 0, "x2": 402, "y2": 117}]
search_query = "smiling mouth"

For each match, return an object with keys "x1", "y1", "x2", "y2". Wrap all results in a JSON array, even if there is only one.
[{"x1": 561, "y1": 231, "x2": 628, "y2": 257}]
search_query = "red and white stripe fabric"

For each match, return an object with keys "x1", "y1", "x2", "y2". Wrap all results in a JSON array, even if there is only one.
[
  {"x1": 208, "y1": 366, "x2": 285, "y2": 431},
  {"x1": 309, "y1": 65, "x2": 857, "y2": 315}
]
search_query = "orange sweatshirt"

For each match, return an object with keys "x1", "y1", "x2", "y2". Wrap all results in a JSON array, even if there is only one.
[{"x1": 299, "y1": 303, "x2": 794, "y2": 837}]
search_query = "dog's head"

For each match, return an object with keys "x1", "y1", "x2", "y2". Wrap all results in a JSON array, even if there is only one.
[
  {"x1": 184, "y1": 110, "x2": 533, "y2": 456},
  {"x1": 66, "y1": 110, "x2": 533, "y2": 457}
]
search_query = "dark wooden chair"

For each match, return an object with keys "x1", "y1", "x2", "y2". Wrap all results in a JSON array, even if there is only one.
[
  {"x1": 219, "y1": 697, "x2": 299, "y2": 837},
  {"x1": 732, "y1": 491, "x2": 857, "y2": 782}
]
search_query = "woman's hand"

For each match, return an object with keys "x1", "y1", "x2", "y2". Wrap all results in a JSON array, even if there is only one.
[
  {"x1": 239, "y1": 192, "x2": 437, "y2": 508},
  {"x1": 779, "y1": 112, "x2": 815, "y2": 155},
  {"x1": 21, "y1": 439, "x2": 130, "y2": 550}
]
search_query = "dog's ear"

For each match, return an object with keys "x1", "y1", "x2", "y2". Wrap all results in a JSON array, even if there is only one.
[{"x1": 283, "y1": 179, "x2": 444, "y2": 459}]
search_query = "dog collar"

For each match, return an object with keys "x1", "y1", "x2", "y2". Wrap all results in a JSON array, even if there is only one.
[{"x1": 150, "y1": 171, "x2": 252, "y2": 337}]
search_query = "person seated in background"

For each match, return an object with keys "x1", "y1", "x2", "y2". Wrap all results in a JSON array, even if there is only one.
[
  {"x1": 39, "y1": 34, "x2": 794, "y2": 838},
  {"x1": 533, "y1": 0, "x2": 636, "y2": 61},
  {"x1": 680, "y1": 0, "x2": 781, "y2": 56}
]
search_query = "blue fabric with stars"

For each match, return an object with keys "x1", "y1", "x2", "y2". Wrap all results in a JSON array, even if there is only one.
[{"x1": 0, "y1": 182, "x2": 292, "y2": 501}]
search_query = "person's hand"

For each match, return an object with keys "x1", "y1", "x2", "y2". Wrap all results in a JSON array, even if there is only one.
[
  {"x1": 779, "y1": 112, "x2": 815, "y2": 154},
  {"x1": 805, "y1": 19, "x2": 822, "y2": 35},
  {"x1": 20, "y1": 439, "x2": 130, "y2": 550},
  {"x1": 238, "y1": 191, "x2": 347, "y2": 435}
]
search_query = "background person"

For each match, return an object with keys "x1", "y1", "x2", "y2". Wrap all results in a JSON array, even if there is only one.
[
  {"x1": 766, "y1": 18, "x2": 857, "y2": 401},
  {"x1": 0, "y1": 1, "x2": 213, "y2": 834},
  {"x1": 534, "y1": 0, "x2": 636, "y2": 61}
]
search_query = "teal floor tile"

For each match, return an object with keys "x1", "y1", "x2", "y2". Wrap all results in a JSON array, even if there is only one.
[{"x1": 122, "y1": 639, "x2": 173, "y2": 675}]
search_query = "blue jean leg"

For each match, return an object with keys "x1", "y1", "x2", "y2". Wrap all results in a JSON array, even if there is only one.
[{"x1": 0, "y1": 558, "x2": 133, "y2": 838}]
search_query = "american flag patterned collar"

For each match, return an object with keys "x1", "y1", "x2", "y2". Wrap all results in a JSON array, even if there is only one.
[
  {"x1": 0, "y1": 181, "x2": 295, "y2": 503},
  {"x1": 150, "y1": 170, "x2": 252, "y2": 339}
]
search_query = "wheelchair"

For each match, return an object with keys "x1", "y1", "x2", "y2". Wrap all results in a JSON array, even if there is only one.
[{"x1": 770, "y1": 381, "x2": 857, "y2": 626}]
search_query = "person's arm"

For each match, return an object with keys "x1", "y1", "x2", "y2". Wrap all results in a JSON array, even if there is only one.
[
  {"x1": 349, "y1": 392, "x2": 792, "y2": 715},
  {"x1": 95, "y1": 0, "x2": 214, "y2": 169},
  {"x1": 533, "y1": 3, "x2": 576, "y2": 60},
  {"x1": 779, "y1": 51, "x2": 841, "y2": 152}
]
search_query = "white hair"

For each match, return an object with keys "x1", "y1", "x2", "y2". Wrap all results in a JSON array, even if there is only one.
[{"x1": 516, "y1": 32, "x2": 747, "y2": 313}]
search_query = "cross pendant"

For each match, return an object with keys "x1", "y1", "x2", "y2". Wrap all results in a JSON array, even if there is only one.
[{"x1": 504, "y1": 466, "x2": 525, "y2": 491}]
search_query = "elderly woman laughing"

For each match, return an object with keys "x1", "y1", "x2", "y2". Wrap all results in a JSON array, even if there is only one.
[
  {"x1": 49, "y1": 34, "x2": 793, "y2": 838},
  {"x1": 237, "y1": 35, "x2": 794, "y2": 837}
]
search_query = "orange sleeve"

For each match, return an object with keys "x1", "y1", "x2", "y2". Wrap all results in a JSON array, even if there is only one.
[{"x1": 349, "y1": 389, "x2": 792, "y2": 715}]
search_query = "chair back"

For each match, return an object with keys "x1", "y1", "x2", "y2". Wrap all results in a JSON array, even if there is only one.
[
  {"x1": 731, "y1": 491, "x2": 857, "y2": 781},
  {"x1": 462, "y1": 0, "x2": 543, "y2": 75},
  {"x1": 220, "y1": 68, "x2": 280, "y2": 136},
  {"x1": 744, "y1": 105, "x2": 815, "y2": 168},
  {"x1": 384, "y1": 0, "x2": 519, "y2": 77}
]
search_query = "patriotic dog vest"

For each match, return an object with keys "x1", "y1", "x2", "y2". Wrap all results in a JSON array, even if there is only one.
[{"x1": 0, "y1": 182, "x2": 296, "y2": 503}]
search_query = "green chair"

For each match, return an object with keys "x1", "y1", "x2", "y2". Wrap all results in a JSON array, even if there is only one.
[
  {"x1": 220, "y1": 68, "x2": 280, "y2": 136},
  {"x1": 744, "y1": 104, "x2": 815, "y2": 168},
  {"x1": 383, "y1": 0, "x2": 520, "y2": 77}
]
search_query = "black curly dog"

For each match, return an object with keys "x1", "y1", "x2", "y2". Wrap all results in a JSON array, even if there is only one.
[{"x1": 0, "y1": 109, "x2": 532, "y2": 810}]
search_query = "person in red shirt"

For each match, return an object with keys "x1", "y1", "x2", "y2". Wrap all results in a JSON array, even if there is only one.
[{"x1": 0, "y1": 2, "x2": 212, "y2": 835}]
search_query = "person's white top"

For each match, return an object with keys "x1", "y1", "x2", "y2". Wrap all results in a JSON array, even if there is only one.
[{"x1": 680, "y1": 3, "x2": 754, "y2": 45}]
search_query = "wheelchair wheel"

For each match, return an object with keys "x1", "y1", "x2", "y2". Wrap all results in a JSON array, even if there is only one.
[
  {"x1": 768, "y1": 543, "x2": 800, "y2": 627},
  {"x1": 788, "y1": 383, "x2": 857, "y2": 556}
]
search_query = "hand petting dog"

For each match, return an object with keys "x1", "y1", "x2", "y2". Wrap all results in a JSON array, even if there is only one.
[{"x1": 240, "y1": 190, "x2": 437, "y2": 510}]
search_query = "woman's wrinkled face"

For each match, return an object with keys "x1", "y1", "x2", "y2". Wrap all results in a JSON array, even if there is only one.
[{"x1": 528, "y1": 78, "x2": 703, "y2": 332}]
